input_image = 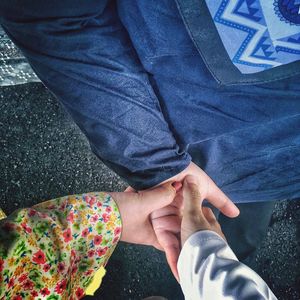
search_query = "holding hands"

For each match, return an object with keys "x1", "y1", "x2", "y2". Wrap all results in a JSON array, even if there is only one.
[
  {"x1": 110, "y1": 166, "x2": 239, "y2": 281},
  {"x1": 0, "y1": 165, "x2": 275, "y2": 300},
  {"x1": 152, "y1": 175, "x2": 227, "y2": 280},
  {"x1": 109, "y1": 183, "x2": 178, "y2": 250}
]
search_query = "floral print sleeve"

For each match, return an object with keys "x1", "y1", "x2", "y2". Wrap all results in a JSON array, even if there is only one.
[{"x1": 0, "y1": 192, "x2": 122, "y2": 300}]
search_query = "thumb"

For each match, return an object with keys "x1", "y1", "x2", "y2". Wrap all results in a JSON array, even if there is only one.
[
  {"x1": 181, "y1": 175, "x2": 208, "y2": 245},
  {"x1": 139, "y1": 182, "x2": 176, "y2": 214},
  {"x1": 182, "y1": 175, "x2": 204, "y2": 215}
]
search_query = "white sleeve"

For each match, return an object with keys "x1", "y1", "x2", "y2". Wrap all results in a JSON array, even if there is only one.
[{"x1": 178, "y1": 230, "x2": 277, "y2": 300}]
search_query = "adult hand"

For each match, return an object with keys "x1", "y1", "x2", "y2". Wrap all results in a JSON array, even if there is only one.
[
  {"x1": 159, "y1": 162, "x2": 240, "y2": 218},
  {"x1": 125, "y1": 162, "x2": 239, "y2": 218},
  {"x1": 181, "y1": 175, "x2": 226, "y2": 246},
  {"x1": 109, "y1": 182, "x2": 176, "y2": 249},
  {"x1": 151, "y1": 175, "x2": 227, "y2": 281}
]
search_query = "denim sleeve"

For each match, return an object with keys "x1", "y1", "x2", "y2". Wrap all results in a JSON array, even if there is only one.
[{"x1": 0, "y1": 0, "x2": 191, "y2": 190}]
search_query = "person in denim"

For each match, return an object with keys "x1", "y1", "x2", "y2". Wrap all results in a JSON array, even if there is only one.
[{"x1": 1, "y1": 0, "x2": 299, "y2": 263}]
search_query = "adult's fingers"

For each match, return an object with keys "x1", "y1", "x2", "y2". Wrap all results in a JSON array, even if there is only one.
[
  {"x1": 171, "y1": 190, "x2": 184, "y2": 210},
  {"x1": 139, "y1": 182, "x2": 176, "y2": 214},
  {"x1": 156, "y1": 230, "x2": 180, "y2": 282},
  {"x1": 172, "y1": 181, "x2": 183, "y2": 192},
  {"x1": 151, "y1": 191, "x2": 183, "y2": 220},
  {"x1": 124, "y1": 186, "x2": 136, "y2": 193},
  {"x1": 152, "y1": 215, "x2": 181, "y2": 234},
  {"x1": 151, "y1": 205, "x2": 181, "y2": 220},
  {"x1": 165, "y1": 244, "x2": 180, "y2": 282},
  {"x1": 205, "y1": 176, "x2": 240, "y2": 218},
  {"x1": 202, "y1": 207, "x2": 227, "y2": 241},
  {"x1": 153, "y1": 241, "x2": 164, "y2": 251},
  {"x1": 125, "y1": 181, "x2": 181, "y2": 193},
  {"x1": 202, "y1": 207, "x2": 217, "y2": 224}
]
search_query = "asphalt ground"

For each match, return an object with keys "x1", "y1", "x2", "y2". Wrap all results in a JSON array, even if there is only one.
[{"x1": 0, "y1": 83, "x2": 299, "y2": 300}]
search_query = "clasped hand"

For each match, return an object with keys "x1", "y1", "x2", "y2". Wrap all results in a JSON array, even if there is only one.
[{"x1": 109, "y1": 164, "x2": 239, "y2": 281}]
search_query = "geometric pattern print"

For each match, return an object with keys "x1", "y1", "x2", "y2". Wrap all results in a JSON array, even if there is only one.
[
  {"x1": 206, "y1": 0, "x2": 300, "y2": 73},
  {"x1": 274, "y1": 0, "x2": 300, "y2": 25}
]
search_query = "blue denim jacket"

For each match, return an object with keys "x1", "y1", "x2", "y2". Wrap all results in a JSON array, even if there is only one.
[{"x1": 1, "y1": 0, "x2": 299, "y2": 202}]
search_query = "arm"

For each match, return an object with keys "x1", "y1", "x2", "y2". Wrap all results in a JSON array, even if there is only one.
[
  {"x1": 177, "y1": 175, "x2": 277, "y2": 300},
  {"x1": 0, "y1": 0, "x2": 190, "y2": 190},
  {"x1": 0, "y1": 1, "x2": 239, "y2": 218},
  {"x1": 0, "y1": 193, "x2": 122, "y2": 299},
  {"x1": 0, "y1": 183, "x2": 177, "y2": 299},
  {"x1": 178, "y1": 231, "x2": 277, "y2": 300}
]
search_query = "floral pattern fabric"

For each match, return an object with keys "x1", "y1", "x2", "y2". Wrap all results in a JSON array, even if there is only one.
[{"x1": 0, "y1": 192, "x2": 122, "y2": 299}]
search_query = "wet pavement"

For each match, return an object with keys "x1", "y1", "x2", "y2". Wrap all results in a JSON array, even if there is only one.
[{"x1": 0, "y1": 83, "x2": 299, "y2": 300}]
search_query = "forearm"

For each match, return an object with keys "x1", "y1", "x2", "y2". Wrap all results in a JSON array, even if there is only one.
[
  {"x1": 0, "y1": 0, "x2": 190, "y2": 190},
  {"x1": 0, "y1": 192, "x2": 122, "y2": 298},
  {"x1": 178, "y1": 231, "x2": 277, "y2": 300}
]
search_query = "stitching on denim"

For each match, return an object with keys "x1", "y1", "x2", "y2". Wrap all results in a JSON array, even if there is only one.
[
  {"x1": 145, "y1": 50, "x2": 197, "y2": 61},
  {"x1": 175, "y1": 1, "x2": 221, "y2": 84},
  {"x1": 226, "y1": 70, "x2": 300, "y2": 86}
]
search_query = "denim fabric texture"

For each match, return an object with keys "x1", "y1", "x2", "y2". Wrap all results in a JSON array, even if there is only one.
[
  {"x1": 0, "y1": 1, "x2": 191, "y2": 190},
  {"x1": 1, "y1": 0, "x2": 299, "y2": 202}
]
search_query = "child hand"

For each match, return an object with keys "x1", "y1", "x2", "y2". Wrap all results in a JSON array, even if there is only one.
[
  {"x1": 109, "y1": 182, "x2": 176, "y2": 249},
  {"x1": 181, "y1": 175, "x2": 226, "y2": 246}
]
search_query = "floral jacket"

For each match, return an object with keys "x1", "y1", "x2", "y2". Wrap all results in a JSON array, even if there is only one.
[{"x1": 0, "y1": 193, "x2": 122, "y2": 299}]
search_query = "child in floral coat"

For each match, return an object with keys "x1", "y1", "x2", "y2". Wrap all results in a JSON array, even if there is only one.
[{"x1": 0, "y1": 183, "x2": 178, "y2": 299}]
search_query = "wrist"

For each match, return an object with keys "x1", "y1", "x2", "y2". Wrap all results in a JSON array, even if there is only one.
[{"x1": 103, "y1": 192, "x2": 123, "y2": 243}]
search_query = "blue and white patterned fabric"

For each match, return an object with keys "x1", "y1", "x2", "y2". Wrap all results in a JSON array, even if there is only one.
[
  {"x1": 0, "y1": 26, "x2": 39, "y2": 86},
  {"x1": 205, "y1": 0, "x2": 300, "y2": 74}
]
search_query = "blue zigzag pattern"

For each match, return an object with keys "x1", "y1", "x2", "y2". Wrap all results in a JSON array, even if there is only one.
[
  {"x1": 287, "y1": 33, "x2": 300, "y2": 43},
  {"x1": 233, "y1": 0, "x2": 264, "y2": 23},
  {"x1": 214, "y1": 0, "x2": 273, "y2": 69},
  {"x1": 251, "y1": 34, "x2": 276, "y2": 60},
  {"x1": 276, "y1": 46, "x2": 300, "y2": 54}
]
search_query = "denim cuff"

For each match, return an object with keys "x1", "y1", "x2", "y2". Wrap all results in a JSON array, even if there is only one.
[{"x1": 100, "y1": 151, "x2": 192, "y2": 191}]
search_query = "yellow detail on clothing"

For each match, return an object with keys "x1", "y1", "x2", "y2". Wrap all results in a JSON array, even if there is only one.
[
  {"x1": 85, "y1": 266, "x2": 106, "y2": 296},
  {"x1": 0, "y1": 208, "x2": 6, "y2": 220},
  {"x1": 0, "y1": 193, "x2": 122, "y2": 299}
]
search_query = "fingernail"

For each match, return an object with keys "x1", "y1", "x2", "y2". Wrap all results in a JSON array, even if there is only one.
[
  {"x1": 172, "y1": 181, "x2": 182, "y2": 192},
  {"x1": 233, "y1": 207, "x2": 240, "y2": 217}
]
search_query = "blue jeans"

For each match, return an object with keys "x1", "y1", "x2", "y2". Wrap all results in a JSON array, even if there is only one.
[{"x1": 1, "y1": 0, "x2": 300, "y2": 203}]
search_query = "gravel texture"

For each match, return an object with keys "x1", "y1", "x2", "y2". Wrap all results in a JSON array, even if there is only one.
[{"x1": 0, "y1": 83, "x2": 299, "y2": 300}]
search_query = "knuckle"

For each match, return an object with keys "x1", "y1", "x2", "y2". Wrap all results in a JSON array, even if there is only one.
[
  {"x1": 211, "y1": 219, "x2": 220, "y2": 227},
  {"x1": 188, "y1": 183, "x2": 201, "y2": 199},
  {"x1": 216, "y1": 197, "x2": 228, "y2": 210}
]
